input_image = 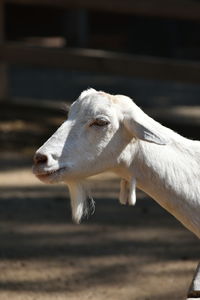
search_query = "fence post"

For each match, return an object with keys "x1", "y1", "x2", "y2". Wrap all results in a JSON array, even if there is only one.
[{"x1": 0, "y1": 0, "x2": 8, "y2": 101}]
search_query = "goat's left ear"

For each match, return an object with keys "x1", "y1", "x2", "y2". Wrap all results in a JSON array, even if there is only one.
[{"x1": 123, "y1": 111, "x2": 169, "y2": 145}]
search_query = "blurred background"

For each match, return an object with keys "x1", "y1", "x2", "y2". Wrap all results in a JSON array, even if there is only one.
[{"x1": 0, "y1": 1, "x2": 200, "y2": 299}]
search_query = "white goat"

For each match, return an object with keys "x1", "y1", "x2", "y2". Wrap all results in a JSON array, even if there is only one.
[{"x1": 33, "y1": 88, "x2": 200, "y2": 238}]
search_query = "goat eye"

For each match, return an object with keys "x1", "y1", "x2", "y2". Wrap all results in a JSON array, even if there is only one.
[{"x1": 89, "y1": 118, "x2": 110, "y2": 127}]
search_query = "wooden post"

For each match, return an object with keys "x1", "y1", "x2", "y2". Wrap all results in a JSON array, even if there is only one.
[{"x1": 0, "y1": 0, "x2": 8, "y2": 101}]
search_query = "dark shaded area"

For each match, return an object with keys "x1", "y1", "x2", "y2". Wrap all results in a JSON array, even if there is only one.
[
  {"x1": 4, "y1": 2, "x2": 200, "y2": 106},
  {"x1": 9, "y1": 67, "x2": 200, "y2": 106},
  {"x1": 0, "y1": 184, "x2": 199, "y2": 260},
  {"x1": 0, "y1": 182, "x2": 198, "y2": 300},
  {"x1": 5, "y1": 4, "x2": 200, "y2": 60},
  {"x1": 0, "y1": 101, "x2": 66, "y2": 156}
]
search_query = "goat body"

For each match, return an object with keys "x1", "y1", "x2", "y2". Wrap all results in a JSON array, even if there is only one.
[{"x1": 33, "y1": 89, "x2": 200, "y2": 238}]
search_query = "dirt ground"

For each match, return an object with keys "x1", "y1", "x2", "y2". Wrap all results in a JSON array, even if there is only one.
[{"x1": 0, "y1": 101, "x2": 200, "y2": 300}]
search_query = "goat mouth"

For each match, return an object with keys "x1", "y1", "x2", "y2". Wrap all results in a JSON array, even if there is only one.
[{"x1": 35, "y1": 167, "x2": 66, "y2": 183}]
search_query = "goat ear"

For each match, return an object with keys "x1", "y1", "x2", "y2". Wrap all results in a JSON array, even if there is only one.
[{"x1": 124, "y1": 112, "x2": 169, "y2": 145}]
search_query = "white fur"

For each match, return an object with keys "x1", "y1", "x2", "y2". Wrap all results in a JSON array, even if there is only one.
[
  {"x1": 67, "y1": 180, "x2": 95, "y2": 223},
  {"x1": 33, "y1": 88, "x2": 200, "y2": 238}
]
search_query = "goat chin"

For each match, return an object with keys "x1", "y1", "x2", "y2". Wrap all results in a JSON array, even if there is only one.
[{"x1": 66, "y1": 180, "x2": 95, "y2": 223}]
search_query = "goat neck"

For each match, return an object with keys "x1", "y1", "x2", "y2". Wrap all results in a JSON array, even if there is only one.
[{"x1": 121, "y1": 136, "x2": 200, "y2": 238}]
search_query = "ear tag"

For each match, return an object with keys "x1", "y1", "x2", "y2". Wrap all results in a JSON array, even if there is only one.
[{"x1": 119, "y1": 178, "x2": 137, "y2": 206}]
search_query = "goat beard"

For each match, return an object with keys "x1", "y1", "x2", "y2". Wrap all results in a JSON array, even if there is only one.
[{"x1": 66, "y1": 180, "x2": 95, "y2": 223}]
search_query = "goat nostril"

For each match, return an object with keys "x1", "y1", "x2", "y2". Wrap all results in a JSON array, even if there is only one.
[{"x1": 34, "y1": 153, "x2": 48, "y2": 165}]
